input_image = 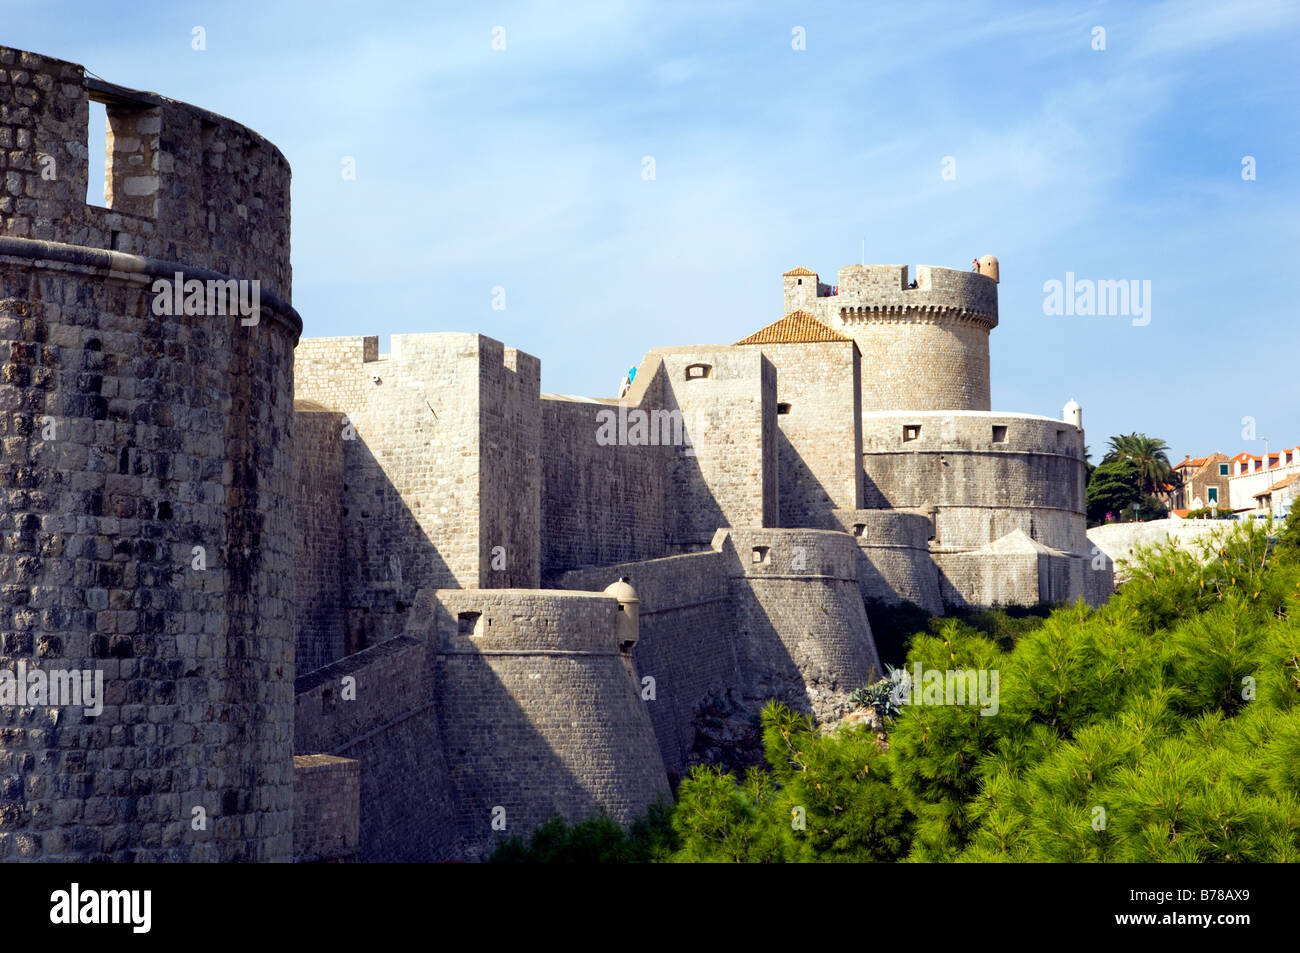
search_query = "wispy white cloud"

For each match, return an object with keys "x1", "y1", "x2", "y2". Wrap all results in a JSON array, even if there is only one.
[{"x1": 7, "y1": 0, "x2": 1300, "y2": 458}]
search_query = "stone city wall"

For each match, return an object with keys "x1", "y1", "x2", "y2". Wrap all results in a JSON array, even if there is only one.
[
  {"x1": 421, "y1": 588, "x2": 670, "y2": 861},
  {"x1": 292, "y1": 754, "x2": 360, "y2": 863},
  {"x1": 0, "y1": 46, "x2": 298, "y2": 862},
  {"x1": 551, "y1": 550, "x2": 737, "y2": 775},
  {"x1": 831, "y1": 509, "x2": 943, "y2": 613}
]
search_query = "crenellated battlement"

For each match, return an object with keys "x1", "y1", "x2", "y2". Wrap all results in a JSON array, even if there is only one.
[
  {"x1": 782, "y1": 261, "x2": 1000, "y2": 412},
  {"x1": 0, "y1": 45, "x2": 292, "y2": 299},
  {"x1": 784, "y1": 263, "x2": 998, "y2": 327}
]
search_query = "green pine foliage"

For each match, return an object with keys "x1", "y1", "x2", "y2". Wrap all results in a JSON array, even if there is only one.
[
  {"x1": 489, "y1": 804, "x2": 677, "y2": 862},
  {"x1": 667, "y1": 764, "x2": 794, "y2": 862},
  {"x1": 756, "y1": 703, "x2": 912, "y2": 862},
  {"x1": 1278, "y1": 505, "x2": 1300, "y2": 561},
  {"x1": 496, "y1": 520, "x2": 1300, "y2": 862}
]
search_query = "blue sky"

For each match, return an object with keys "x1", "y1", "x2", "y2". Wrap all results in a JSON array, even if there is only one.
[{"x1": 9, "y1": 0, "x2": 1299, "y2": 463}]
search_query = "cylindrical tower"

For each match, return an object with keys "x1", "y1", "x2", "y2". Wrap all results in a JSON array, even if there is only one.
[
  {"x1": 783, "y1": 263, "x2": 999, "y2": 413},
  {"x1": 0, "y1": 47, "x2": 300, "y2": 861}
]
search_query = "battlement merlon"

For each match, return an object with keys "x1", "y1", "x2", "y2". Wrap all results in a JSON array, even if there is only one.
[
  {"x1": 294, "y1": 332, "x2": 541, "y2": 382},
  {"x1": 783, "y1": 264, "x2": 999, "y2": 329},
  {"x1": 0, "y1": 45, "x2": 293, "y2": 300}
]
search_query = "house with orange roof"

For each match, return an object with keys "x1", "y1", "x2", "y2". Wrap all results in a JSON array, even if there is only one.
[
  {"x1": 1167, "y1": 452, "x2": 1230, "y2": 511},
  {"x1": 1228, "y1": 445, "x2": 1300, "y2": 511},
  {"x1": 1253, "y1": 474, "x2": 1298, "y2": 516}
]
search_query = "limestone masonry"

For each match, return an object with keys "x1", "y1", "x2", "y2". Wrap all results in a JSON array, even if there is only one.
[{"x1": 0, "y1": 48, "x2": 1109, "y2": 862}]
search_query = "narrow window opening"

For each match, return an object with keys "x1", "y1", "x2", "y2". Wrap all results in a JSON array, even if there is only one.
[
  {"x1": 457, "y1": 611, "x2": 484, "y2": 636},
  {"x1": 86, "y1": 99, "x2": 109, "y2": 207},
  {"x1": 903, "y1": 424, "x2": 921, "y2": 442},
  {"x1": 751, "y1": 546, "x2": 770, "y2": 565},
  {"x1": 777, "y1": 402, "x2": 791, "y2": 415},
  {"x1": 992, "y1": 425, "x2": 1008, "y2": 444}
]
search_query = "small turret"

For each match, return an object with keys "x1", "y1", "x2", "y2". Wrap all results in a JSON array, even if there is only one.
[
  {"x1": 783, "y1": 266, "x2": 819, "y2": 313},
  {"x1": 978, "y1": 255, "x2": 1000, "y2": 283},
  {"x1": 1064, "y1": 398, "x2": 1082, "y2": 429},
  {"x1": 604, "y1": 577, "x2": 640, "y2": 650}
]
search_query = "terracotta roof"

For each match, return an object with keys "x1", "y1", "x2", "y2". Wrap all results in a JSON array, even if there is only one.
[
  {"x1": 734, "y1": 310, "x2": 851, "y2": 346},
  {"x1": 783, "y1": 266, "x2": 816, "y2": 276},
  {"x1": 1228, "y1": 447, "x2": 1300, "y2": 470}
]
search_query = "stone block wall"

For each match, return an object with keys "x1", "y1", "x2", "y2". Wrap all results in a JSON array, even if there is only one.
[
  {"x1": 292, "y1": 754, "x2": 359, "y2": 862},
  {"x1": 293, "y1": 403, "x2": 346, "y2": 673},
  {"x1": 861, "y1": 411, "x2": 1087, "y2": 556},
  {"x1": 1087, "y1": 518, "x2": 1235, "y2": 585},
  {"x1": 653, "y1": 347, "x2": 778, "y2": 546},
  {"x1": 934, "y1": 551, "x2": 1078, "y2": 609},
  {"x1": 832, "y1": 509, "x2": 943, "y2": 613},
  {"x1": 551, "y1": 550, "x2": 737, "y2": 774},
  {"x1": 420, "y1": 588, "x2": 670, "y2": 861},
  {"x1": 0, "y1": 46, "x2": 298, "y2": 862},
  {"x1": 293, "y1": 634, "x2": 459, "y2": 861},
  {"x1": 477, "y1": 338, "x2": 541, "y2": 589},
  {"x1": 293, "y1": 332, "x2": 543, "y2": 658},
  {"x1": 539, "y1": 365, "x2": 669, "y2": 573},
  {"x1": 719, "y1": 528, "x2": 882, "y2": 719},
  {"x1": 851, "y1": 320, "x2": 992, "y2": 412},
  {"x1": 783, "y1": 265, "x2": 998, "y2": 412},
  {"x1": 1, "y1": 47, "x2": 291, "y2": 295},
  {"x1": 737, "y1": 340, "x2": 863, "y2": 529}
]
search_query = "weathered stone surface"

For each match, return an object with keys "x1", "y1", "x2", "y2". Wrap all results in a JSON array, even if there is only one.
[{"x1": 0, "y1": 44, "x2": 297, "y2": 862}]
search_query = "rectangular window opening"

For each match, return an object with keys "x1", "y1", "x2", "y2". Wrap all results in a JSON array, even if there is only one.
[
  {"x1": 685, "y1": 363, "x2": 712, "y2": 380},
  {"x1": 457, "y1": 611, "x2": 484, "y2": 636},
  {"x1": 86, "y1": 99, "x2": 109, "y2": 208},
  {"x1": 992, "y1": 425, "x2": 1008, "y2": 444},
  {"x1": 903, "y1": 424, "x2": 921, "y2": 442}
]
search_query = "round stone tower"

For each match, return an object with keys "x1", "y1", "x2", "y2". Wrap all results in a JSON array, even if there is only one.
[
  {"x1": 781, "y1": 262, "x2": 999, "y2": 412},
  {"x1": 0, "y1": 47, "x2": 300, "y2": 860}
]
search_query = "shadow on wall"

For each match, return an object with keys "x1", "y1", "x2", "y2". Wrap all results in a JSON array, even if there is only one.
[
  {"x1": 861, "y1": 467, "x2": 890, "y2": 509},
  {"x1": 433, "y1": 652, "x2": 650, "y2": 861},
  {"x1": 293, "y1": 404, "x2": 454, "y2": 674},
  {"x1": 294, "y1": 637, "x2": 459, "y2": 861},
  {"x1": 777, "y1": 427, "x2": 839, "y2": 530},
  {"x1": 293, "y1": 625, "x2": 620, "y2": 862}
]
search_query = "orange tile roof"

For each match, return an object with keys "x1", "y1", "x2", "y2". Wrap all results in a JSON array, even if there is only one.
[
  {"x1": 1228, "y1": 447, "x2": 1300, "y2": 469},
  {"x1": 734, "y1": 310, "x2": 851, "y2": 346},
  {"x1": 783, "y1": 266, "x2": 816, "y2": 276}
]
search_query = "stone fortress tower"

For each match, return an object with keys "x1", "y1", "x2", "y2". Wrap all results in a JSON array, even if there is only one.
[
  {"x1": 0, "y1": 45, "x2": 1109, "y2": 863},
  {"x1": 779, "y1": 259, "x2": 1096, "y2": 608},
  {"x1": 0, "y1": 47, "x2": 299, "y2": 861}
]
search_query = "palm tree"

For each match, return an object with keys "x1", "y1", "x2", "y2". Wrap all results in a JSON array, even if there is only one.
[{"x1": 1103, "y1": 432, "x2": 1173, "y2": 496}]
